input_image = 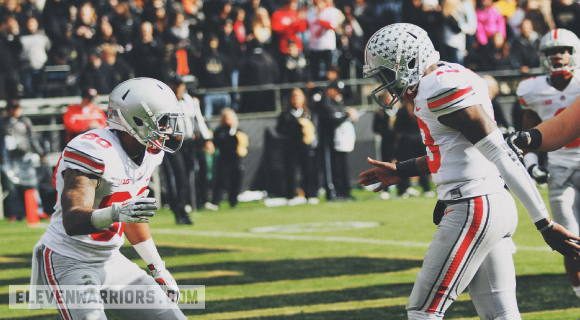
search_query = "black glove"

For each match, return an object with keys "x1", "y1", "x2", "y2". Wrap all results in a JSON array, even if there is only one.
[
  {"x1": 505, "y1": 131, "x2": 529, "y2": 162},
  {"x1": 528, "y1": 164, "x2": 550, "y2": 184}
]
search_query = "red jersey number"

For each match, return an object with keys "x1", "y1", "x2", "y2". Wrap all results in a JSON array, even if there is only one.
[
  {"x1": 89, "y1": 191, "x2": 132, "y2": 242},
  {"x1": 417, "y1": 117, "x2": 441, "y2": 173}
]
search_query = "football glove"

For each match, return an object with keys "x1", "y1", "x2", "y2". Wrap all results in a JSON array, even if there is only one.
[
  {"x1": 147, "y1": 262, "x2": 180, "y2": 303},
  {"x1": 528, "y1": 164, "x2": 550, "y2": 184},
  {"x1": 505, "y1": 131, "x2": 528, "y2": 162},
  {"x1": 110, "y1": 197, "x2": 157, "y2": 224},
  {"x1": 91, "y1": 191, "x2": 157, "y2": 229}
]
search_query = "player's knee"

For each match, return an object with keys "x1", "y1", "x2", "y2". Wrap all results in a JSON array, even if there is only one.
[{"x1": 407, "y1": 310, "x2": 443, "y2": 320}]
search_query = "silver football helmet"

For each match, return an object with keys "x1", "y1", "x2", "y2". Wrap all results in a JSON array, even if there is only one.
[
  {"x1": 363, "y1": 23, "x2": 440, "y2": 109},
  {"x1": 107, "y1": 77, "x2": 184, "y2": 153},
  {"x1": 539, "y1": 28, "x2": 580, "y2": 75}
]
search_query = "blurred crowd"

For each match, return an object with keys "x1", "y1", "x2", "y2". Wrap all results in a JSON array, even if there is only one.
[
  {"x1": 0, "y1": 0, "x2": 571, "y2": 113},
  {"x1": 2, "y1": 0, "x2": 579, "y2": 223}
]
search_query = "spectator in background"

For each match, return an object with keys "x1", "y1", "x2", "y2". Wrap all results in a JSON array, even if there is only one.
[
  {"x1": 168, "y1": 74, "x2": 215, "y2": 212},
  {"x1": 20, "y1": 0, "x2": 41, "y2": 25},
  {"x1": 340, "y1": 5, "x2": 365, "y2": 71},
  {"x1": 238, "y1": 39, "x2": 280, "y2": 113},
  {"x1": 315, "y1": 80, "x2": 358, "y2": 201},
  {"x1": 479, "y1": 31, "x2": 514, "y2": 71},
  {"x1": 95, "y1": 19, "x2": 117, "y2": 46},
  {"x1": 205, "y1": 1, "x2": 231, "y2": 36},
  {"x1": 42, "y1": 0, "x2": 72, "y2": 48},
  {"x1": 79, "y1": 47, "x2": 111, "y2": 94},
  {"x1": 73, "y1": 2, "x2": 100, "y2": 53},
  {"x1": 110, "y1": 0, "x2": 140, "y2": 49},
  {"x1": 181, "y1": 0, "x2": 204, "y2": 56},
  {"x1": 233, "y1": 7, "x2": 246, "y2": 50},
  {"x1": 19, "y1": 16, "x2": 50, "y2": 98},
  {"x1": 45, "y1": 23, "x2": 84, "y2": 97},
  {"x1": 510, "y1": 18, "x2": 541, "y2": 73},
  {"x1": 165, "y1": 10, "x2": 189, "y2": 46},
  {"x1": 0, "y1": 14, "x2": 22, "y2": 99},
  {"x1": 306, "y1": 0, "x2": 345, "y2": 81},
  {"x1": 62, "y1": 87, "x2": 107, "y2": 143},
  {"x1": 281, "y1": 40, "x2": 309, "y2": 84},
  {"x1": 441, "y1": 0, "x2": 472, "y2": 65},
  {"x1": 509, "y1": 0, "x2": 550, "y2": 38},
  {"x1": 211, "y1": 108, "x2": 248, "y2": 209},
  {"x1": 474, "y1": 0, "x2": 506, "y2": 70},
  {"x1": 276, "y1": 88, "x2": 318, "y2": 205},
  {"x1": 99, "y1": 43, "x2": 134, "y2": 92},
  {"x1": 1, "y1": 0, "x2": 25, "y2": 27},
  {"x1": 218, "y1": 19, "x2": 242, "y2": 109},
  {"x1": 243, "y1": 0, "x2": 269, "y2": 34},
  {"x1": 196, "y1": 34, "x2": 232, "y2": 118},
  {"x1": 552, "y1": 0, "x2": 580, "y2": 39},
  {"x1": 0, "y1": 99, "x2": 46, "y2": 221},
  {"x1": 150, "y1": 0, "x2": 169, "y2": 38},
  {"x1": 129, "y1": 21, "x2": 167, "y2": 81},
  {"x1": 403, "y1": 0, "x2": 444, "y2": 53},
  {"x1": 249, "y1": 7, "x2": 273, "y2": 54},
  {"x1": 272, "y1": 0, "x2": 307, "y2": 70},
  {"x1": 393, "y1": 99, "x2": 434, "y2": 198}
]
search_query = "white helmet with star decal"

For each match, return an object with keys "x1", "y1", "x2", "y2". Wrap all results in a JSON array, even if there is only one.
[
  {"x1": 363, "y1": 23, "x2": 440, "y2": 109},
  {"x1": 107, "y1": 77, "x2": 185, "y2": 153}
]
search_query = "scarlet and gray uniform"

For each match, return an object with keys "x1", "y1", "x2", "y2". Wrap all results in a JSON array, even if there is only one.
[
  {"x1": 407, "y1": 62, "x2": 520, "y2": 319},
  {"x1": 31, "y1": 128, "x2": 185, "y2": 319},
  {"x1": 518, "y1": 74, "x2": 580, "y2": 235}
]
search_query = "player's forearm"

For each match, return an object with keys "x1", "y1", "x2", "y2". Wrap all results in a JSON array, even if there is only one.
[
  {"x1": 474, "y1": 129, "x2": 549, "y2": 223},
  {"x1": 125, "y1": 222, "x2": 152, "y2": 245},
  {"x1": 415, "y1": 156, "x2": 431, "y2": 175},
  {"x1": 62, "y1": 208, "x2": 101, "y2": 236},
  {"x1": 535, "y1": 111, "x2": 580, "y2": 152}
]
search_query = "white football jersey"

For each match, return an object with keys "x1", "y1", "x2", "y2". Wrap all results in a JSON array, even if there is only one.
[
  {"x1": 41, "y1": 129, "x2": 163, "y2": 262},
  {"x1": 414, "y1": 62, "x2": 505, "y2": 200},
  {"x1": 517, "y1": 74, "x2": 580, "y2": 167}
]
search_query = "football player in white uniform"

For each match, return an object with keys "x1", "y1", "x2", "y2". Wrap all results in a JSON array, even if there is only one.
[
  {"x1": 358, "y1": 23, "x2": 580, "y2": 320},
  {"x1": 30, "y1": 78, "x2": 187, "y2": 319},
  {"x1": 515, "y1": 28, "x2": 580, "y2": 302}
]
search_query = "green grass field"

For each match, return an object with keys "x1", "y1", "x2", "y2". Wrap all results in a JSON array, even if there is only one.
[{"x1": 2, "y1": 187, "x2": 580, "y2": 319}]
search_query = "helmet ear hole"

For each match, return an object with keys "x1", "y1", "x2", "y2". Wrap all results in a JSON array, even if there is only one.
[
  {"x1": 133, "y1": 117, "x2": 144, "y2": 126},
  {"x1": 408, "y1": 58, "x2": 416, "y2": 70}
]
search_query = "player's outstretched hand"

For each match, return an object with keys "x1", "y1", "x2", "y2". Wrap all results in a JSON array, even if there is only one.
[
  {"x1": 358, "y1": 158, "x2": 401, "y2": 192},
  {"x1": 506, "y1": 131, "x2": 531, "y2": 162},
  {"x1": 111, "y1": 197, "x2": 157, "y2": 224},
  {"x1": 148, "y1": 262, "x2": 180, "y2": 303},
  {"x1": 541, "y1": 222, "x2": 580, "y2": 259}
]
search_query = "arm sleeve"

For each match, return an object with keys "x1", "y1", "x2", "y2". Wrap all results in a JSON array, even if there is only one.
[{"x1": 474, "y1": 129, "x2": 549, "y2": 222}]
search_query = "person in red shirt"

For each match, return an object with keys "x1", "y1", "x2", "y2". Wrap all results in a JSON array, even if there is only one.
[
  {"x1": 271, "y1": 0, "x2": 307, "y2": 55},
  {"x1": 62, "y1": 87, "x2": 107, "y2": 143}
]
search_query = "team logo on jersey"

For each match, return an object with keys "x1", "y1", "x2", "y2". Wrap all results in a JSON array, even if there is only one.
[{"x1": 561, "y1": 95, "x2": 566, "y2": 101}]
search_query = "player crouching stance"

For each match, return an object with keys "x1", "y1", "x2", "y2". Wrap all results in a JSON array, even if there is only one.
[
  {"x1": 30, "y1": 78, "x2": 187, "y2": 319},
  {"x1": 358, "y1": 23, "x2": 580, "y2": 320}
]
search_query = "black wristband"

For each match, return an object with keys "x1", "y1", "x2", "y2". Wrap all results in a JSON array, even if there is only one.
[
  {"x1": 396, "y1": 158, "x2": 420, "y2": 178},
  {"x1": 526, "y1": 128, "x2": 543, "y2": 150}
]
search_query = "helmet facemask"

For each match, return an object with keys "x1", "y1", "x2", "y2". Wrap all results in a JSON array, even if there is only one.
[
  {"x1": 538, "y1": 29, "x2": 580, "y2": 76},
  {"x1": 541, "y1": 46, "x2": 576, "y2": 76},
  {"x1": 366, "y1": 55, "x2": 418, "y2": 109}
]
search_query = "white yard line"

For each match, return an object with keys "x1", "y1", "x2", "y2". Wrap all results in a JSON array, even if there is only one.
[{"x1": 151, "y1": 229, "x2": 550, "y2": 251}]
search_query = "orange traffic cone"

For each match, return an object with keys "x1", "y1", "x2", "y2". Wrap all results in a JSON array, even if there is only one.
[{"x1": 24, "y1": 189, "x2": 40, "y2": 227}]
